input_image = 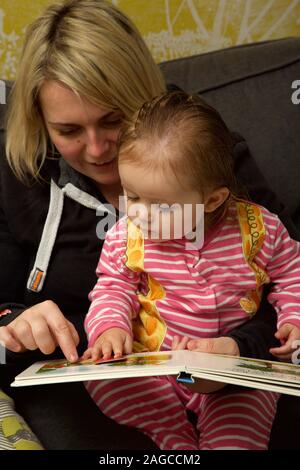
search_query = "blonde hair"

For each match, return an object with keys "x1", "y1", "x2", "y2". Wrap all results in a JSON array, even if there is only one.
[
  {"x1": 6, "y1": 0, "x2": 166, "y2": 181},
  {"x1": 119, "y1": 91, "x2": 237, "y2": 194}
]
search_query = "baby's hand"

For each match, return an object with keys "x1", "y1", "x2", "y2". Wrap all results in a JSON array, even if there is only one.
[
  {"x1": 82, "y1": 327, "x2": 132, "y2": 362},
  {"x1": 172, "y1": 335, "x2": 190, "y2": 350},
  {"x1": 270, "y1": 323, "x2": 300, "y2": 362}
]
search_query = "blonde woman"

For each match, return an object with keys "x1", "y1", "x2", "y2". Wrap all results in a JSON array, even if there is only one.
[{"x1": 0, "y1": 0, "x2": 294, "y2": 449}]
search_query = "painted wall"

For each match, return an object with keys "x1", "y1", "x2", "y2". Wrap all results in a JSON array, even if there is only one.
[{"x1": 1, "y1": 0, "x2": 300, "y2": 79}]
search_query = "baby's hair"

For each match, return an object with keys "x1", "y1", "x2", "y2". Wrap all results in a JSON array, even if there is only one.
[{"x1": 118, "y1": 91, "x2": 238, "y2": 202}]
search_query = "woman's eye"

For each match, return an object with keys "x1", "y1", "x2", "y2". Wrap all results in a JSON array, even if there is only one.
[
  {"x1": 102, "y1": 117, "x2": 123, "y2": 128},
  {"x1": 127, "y1": 196, "x2": 139, "y2": 201},
  {"x1": 57, "y1": 128, "x2": 80, "y2": 136}
]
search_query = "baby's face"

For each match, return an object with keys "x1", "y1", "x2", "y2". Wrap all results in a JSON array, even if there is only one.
[{"x1": 119, "y1": 161, "x2": 204, "y2": 242}]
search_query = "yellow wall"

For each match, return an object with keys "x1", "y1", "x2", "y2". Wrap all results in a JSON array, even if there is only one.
[{"x1": 1, "y1": 0, "x2": 300, "y2": 79}]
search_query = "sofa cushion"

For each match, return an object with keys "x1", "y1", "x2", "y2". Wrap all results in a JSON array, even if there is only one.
[{"x1": 161, "y1": 38, "x2": 300, "y2": 230}]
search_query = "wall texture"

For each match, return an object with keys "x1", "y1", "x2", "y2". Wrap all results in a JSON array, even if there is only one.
[{"x1": 1, "y1": 0, "x2": 300, "y2": 79}]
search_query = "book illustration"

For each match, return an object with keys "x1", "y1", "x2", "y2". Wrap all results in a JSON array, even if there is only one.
[
  {"x1": 236, "y1": 360, "x2": 300, "y2": 379},
  {"x1": 36, "y1": 359, "x2": 73, "y2": 373},
  {"x1": 36, "y1": 356, "x2": 124, "y2": 374},
  {"x1": 36, "y1": 352, "x2": 172, "y2": 374},
  {"x1": 108, "y1": 353, "x2": 171, "y2": 367}
]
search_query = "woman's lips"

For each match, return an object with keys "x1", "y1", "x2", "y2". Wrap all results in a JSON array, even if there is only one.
[{"x1": 90, "y1": 157, "x2": 116, "y2": 167}]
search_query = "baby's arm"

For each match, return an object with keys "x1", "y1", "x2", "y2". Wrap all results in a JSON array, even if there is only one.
[{"x1": 84, "y1": 220, "x2": 140, "y2": 354}]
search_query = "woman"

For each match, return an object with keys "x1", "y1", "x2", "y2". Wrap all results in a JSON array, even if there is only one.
[{"x1": 0, "y1": 0, "x2": 292, "y2": 449}]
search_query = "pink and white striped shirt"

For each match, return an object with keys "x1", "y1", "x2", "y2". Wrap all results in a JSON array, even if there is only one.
[{"x1": 85, "y1": 202, "x2": 300, "y2": 349}]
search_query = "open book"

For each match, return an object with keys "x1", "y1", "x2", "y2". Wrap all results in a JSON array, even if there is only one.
[{"x1": 11, "y1": 350, "x2": 300, "y2": 396}]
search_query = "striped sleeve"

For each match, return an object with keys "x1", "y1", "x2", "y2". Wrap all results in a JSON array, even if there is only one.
[
  {"x1": 265, "y1": 214, "x2": 300, "y2": 329},
  {"x1": 84, "y1": 219, "x2": 141, "y2": 347}
]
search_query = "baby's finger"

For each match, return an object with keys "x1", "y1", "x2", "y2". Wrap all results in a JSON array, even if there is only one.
[
  {"x1": 101, "y1": 341, "x2": 113, "y2": 360},
  {"x1": 172, "y1": 335, "x2": 180, "y2": 349},
  {"x1": 91, "y1": 344, "x2": 104, "y2": 361},
  {"x1": 177, "y1": 336, "x2": 189, "y2": 350},
  {"x1": 82, "y1": 348, "x2": 93, "y2": 360},
  {"x1": 124, "y1": 335, "x2": 133, "y2": 355},
  {"x1": 112, "y1": 337, "x2": 124, "y2": 358}
]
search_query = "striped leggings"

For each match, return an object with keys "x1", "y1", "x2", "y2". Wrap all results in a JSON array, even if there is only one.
[{"x1": 85, "y1": 376, "x2": 279, "y2": 450}]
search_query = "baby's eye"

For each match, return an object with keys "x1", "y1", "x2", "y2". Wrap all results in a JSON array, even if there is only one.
[{"x1": 127, "y1": 196, "x2": 139, "y2": 201}]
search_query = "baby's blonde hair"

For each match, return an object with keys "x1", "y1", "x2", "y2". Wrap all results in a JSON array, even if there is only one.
[
  {"x1": 6, "y1": 0, "x2": 166, "y2": 181},
  {"x1": 119, "y1": 91, "x2": 237, "y2": 197}
]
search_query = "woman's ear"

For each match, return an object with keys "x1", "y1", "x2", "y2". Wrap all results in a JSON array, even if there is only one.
[{"x1": 204, "y1": 187, "x2": 230, "y2": 213}]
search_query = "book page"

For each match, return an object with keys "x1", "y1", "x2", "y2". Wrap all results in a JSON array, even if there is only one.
[
  {"x1": 185, "y1": 353, "x2": 300, "y2": 385},
  {"x1": 12, "y1": 351, "x2": 183, "y2": 386}
]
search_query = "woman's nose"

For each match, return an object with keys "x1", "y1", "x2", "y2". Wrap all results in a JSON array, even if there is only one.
[{"x1": 86, "y1": 129, "x2": 109, "y2": 158}]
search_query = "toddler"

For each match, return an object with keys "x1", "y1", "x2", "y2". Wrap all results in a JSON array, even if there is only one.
[{"x1": 84, "y1": 91, "x2": 300, "y2": 450}]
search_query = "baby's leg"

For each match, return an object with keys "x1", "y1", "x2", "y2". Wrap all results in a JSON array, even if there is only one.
[
  {"x1": 188, "y1": 387, "x2": 279, "y2": 450},
  {"x1": 85, "y1": 376, "x2": 198, "y2": 450}
]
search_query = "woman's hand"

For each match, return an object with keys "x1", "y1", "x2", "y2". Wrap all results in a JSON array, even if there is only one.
[
  {"x1": 172, "y1": 335, "x2": 240, "y2": 394},
  {"x1": 0, "y1": 300, "x2": 79, "y2": 362},
  {"x1": 83, "y1": 327, "x2": 132, "y2": 361}
]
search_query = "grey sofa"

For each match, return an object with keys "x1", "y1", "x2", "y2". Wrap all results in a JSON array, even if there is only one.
[{"x1": 0, "y1": 37, "x2": 299, "y2": 450}]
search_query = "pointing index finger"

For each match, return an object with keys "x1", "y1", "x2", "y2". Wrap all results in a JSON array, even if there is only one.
[{"x1": 46, "y1": 307, "x2": 78, "y2": 362}]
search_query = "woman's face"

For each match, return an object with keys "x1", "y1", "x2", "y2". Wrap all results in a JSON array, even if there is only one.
[{"x1": 39, "y1": 80, "x2": 123, "y2": 189}]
